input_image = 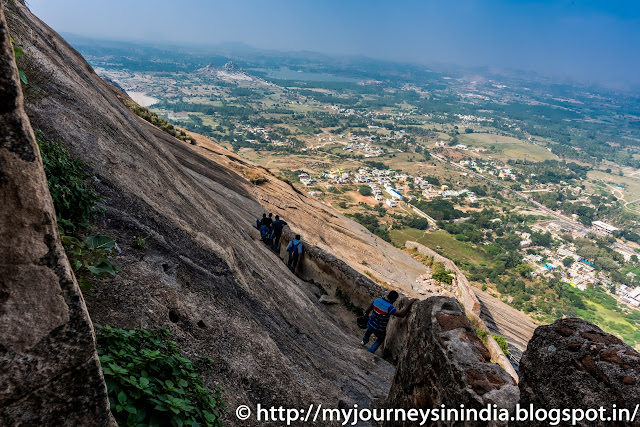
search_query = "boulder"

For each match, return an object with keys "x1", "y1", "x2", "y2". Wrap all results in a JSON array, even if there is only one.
[
  {"x1": 384, "y1": 297, "x2": 519, "y2": 426},
  {"x1": 0, "y1": 8, "x2": 114, "y2": 426},
  {"x1": 519, "y1": 318, "x2": 640, "y2": 426}
]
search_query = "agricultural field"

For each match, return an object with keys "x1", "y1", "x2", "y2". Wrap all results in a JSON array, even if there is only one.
[
  {"x1": 588, "y1": 169, "x2": 640, "y2": 215},
  {"x1": 390, "y1": 229, "x2": 492, "y2": 266},
  {"x1": 457, "y1": 133, "x2": 559, "y2": 162}
]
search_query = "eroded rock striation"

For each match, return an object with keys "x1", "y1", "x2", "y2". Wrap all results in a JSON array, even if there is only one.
[
  {"x1": 385, "y1": 297, "x2": 519, "y2": 426},
  {"x1": 518, "y1": 318, "x2": 640, "y2": 427},
  {"x1": 0, "y1": 8, "x2": 114, "y2": 426}
]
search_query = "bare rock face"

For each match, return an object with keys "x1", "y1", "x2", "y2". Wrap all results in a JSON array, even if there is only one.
[
  {"x1": 385, "y1": 297, "x2": 519, "y2": 426},
  {"x1": 519, "y1": 318, "x2": 640, "y2": 426},
  {"x1": 0, "y1": 8, "x2": 114, "y2": 426}
]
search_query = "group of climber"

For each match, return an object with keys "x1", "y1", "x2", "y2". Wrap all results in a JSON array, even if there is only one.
[
  {"x1": 256, "y1": 213, "x2": 303, "y2": 273},
  {"x1": 255, "y1": 213, "x2": 416, "y2": 356}
]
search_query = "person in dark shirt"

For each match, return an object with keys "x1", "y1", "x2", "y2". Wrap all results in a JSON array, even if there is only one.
[
  {"x1": 257, "y1": 213, "x2": 267, "y2": 229},
  {"x1": 362, "y1": 291, "x2": 416, "y2": 354},
  {"x1": 270, "y1": 215, "x2": 288, "y2": 252},
  {"x1": 261, "y1": 213, "x2": 273, "y2": 228}
]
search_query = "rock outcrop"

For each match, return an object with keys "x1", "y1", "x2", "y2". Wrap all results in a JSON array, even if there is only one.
[
  {"x1": 385, "y1": 297, "x2": 519, "y2": 426},
  {"x1": 519, "y1": 318, "x2": 640, "y2": 426},
  {"x1": 0, "y1": 8, "x2": 114, "y2": 426},
  {"x1": 402, "y1": 242, "x2": 518, "y2": 380}
]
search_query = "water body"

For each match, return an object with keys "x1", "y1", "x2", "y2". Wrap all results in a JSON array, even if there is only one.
[
  {"x1": 256, "y1": 67, "x2": 360, "y2": 83},
  {"x1": 127, "y1": 91, "x2": 159, "y2": 107}
]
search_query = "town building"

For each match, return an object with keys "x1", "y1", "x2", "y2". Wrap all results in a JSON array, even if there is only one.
[
  {"x1": 385, "y1": 187, "x2": 403, "y2": 201},
  {"x1": 592, "y1": 221, "x2": 619, "y2": 236},
  {"x1": 623, "y1": 287, "x2": 640, "y2": 307}
]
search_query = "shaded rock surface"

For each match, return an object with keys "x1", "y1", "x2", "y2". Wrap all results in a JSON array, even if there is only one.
[
  {"x1": 519, "y1": 318, "x2": 640, "y2": 426},
  {"x1": 0, "y1": 7, "x2": 114, "y2": 426},
  {"x1": 385, "y1": 297, "x2": 519, "y2": 426}
]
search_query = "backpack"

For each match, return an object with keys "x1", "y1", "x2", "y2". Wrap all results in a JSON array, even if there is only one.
[
  {"x1": 288, "y1": 241, "x2": 300, "y2": 259},
  {"x1": 260, "y1": 225, "x2": 270, "y2": 240},
  {"x1": 356, "y1": 314, "x2": 369, "y2": 329}
]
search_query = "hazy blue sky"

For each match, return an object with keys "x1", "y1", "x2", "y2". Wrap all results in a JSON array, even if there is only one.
[{"x1": 28, "y1": 0, "x2": 640, "y2": 88}]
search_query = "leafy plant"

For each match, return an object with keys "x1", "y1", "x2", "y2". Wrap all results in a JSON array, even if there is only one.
[
  {"x1": 61, "y1": 233, "x2": 121, "y2": 291},
  {"x1": 11, "y1": 37, "x2": 28, "y2": 85},
  {"x1": 11, "y1": 37, "x2": 39, "y2": 90},
  {"x1": 475, "y1": 327, "x2": 489, "y2": 342},
  {"x1": 96, "y1": 325, "x2": 225, "y2": 427},
  {"x1": 493, "y1": 334, "x2": 510, "y2": 357},
  {"x1": 37, "y1": 130, "x2": 101, "y2": 232},
  {"x1": 432, "y1": 270, "x2": 454, "y2": 285}
]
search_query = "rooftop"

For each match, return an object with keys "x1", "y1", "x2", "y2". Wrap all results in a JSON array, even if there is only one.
[{"x1": 592, "y1": 221, "x2": 619, "y2": 232}]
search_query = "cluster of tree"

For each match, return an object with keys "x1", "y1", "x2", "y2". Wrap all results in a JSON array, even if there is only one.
[
  {"x1": 358, "y1": 186, "x2": 372, "y2": 197},
  {"x1": 573, "y1": 237, "x2": 620, "y2": 272},
  {"x1": 616, "y1": 229, "x2": 640, "y2": 244},
  {"x1": 397, "y1": 216, "x2": 430, "y2": 231},
  {"x1": 156, "y1": 101, "x2": 256, "y2": 121},
  {"x1": 411, "y1": 199, "x2": 467, "y2": 221},
  {"x1": 364, "y1": 160, "x2": 390, "y2": 170},
  {"x1": 508, "y1": 159, "x2": 589, "y2": 184}
]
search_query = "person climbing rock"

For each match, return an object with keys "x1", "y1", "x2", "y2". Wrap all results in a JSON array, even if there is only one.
[
  {"x1": 286, "y1": 235, "x2": 303, "y2": 273},
  {"x1": 361, "y1": 291, "x2": 416, "y2": 354},
  {"x1": 258, "y1": 213, "x2": 271, "y2": 243},
  {"x1": 262, "y1": 212, "x2": 273, "y2": 228},
  {"x1": 270, "y1": 215, "x2": 288, "y2": 252}
]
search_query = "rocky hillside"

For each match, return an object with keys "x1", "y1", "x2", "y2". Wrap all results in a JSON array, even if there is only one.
[
  {"x1": 2, "y1": 1, "x2": 431, "y2": 424},
  {"x1": 4, "y1": 2, "x2": 640, "y2": 426}
]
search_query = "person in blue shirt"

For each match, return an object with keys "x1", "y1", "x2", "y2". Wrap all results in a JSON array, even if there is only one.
[
  {"x1": 362, "y1": 291, "x2": 416, "y2": 354},
  {"x1": 286, "y1": 235, "x2": 303, "y2": 273}
]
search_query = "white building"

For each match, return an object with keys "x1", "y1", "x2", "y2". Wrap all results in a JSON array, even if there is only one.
[
  {"x1": 385, "y1": 187, "x2": 403, "y2": 201},
  {"x1": 623, "y1": 287, "x2": 640, "y2": 307},
  {"x1": 592, "y1": 221, "x2": 619, "y2": 236}
]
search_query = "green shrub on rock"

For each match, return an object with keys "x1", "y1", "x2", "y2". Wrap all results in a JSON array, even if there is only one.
[
  {"x1": 36, "y1": 130, "x2": 100, "y2": 232},
  {"x1": 97, "y1": 325, "x2": 225, "y2": 427}
]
